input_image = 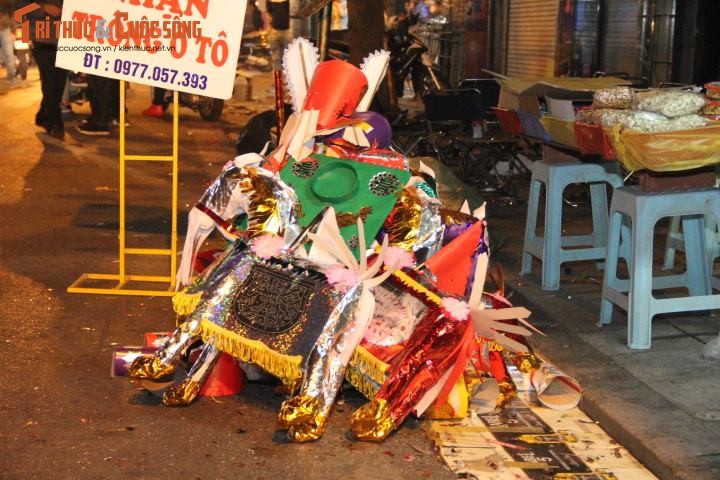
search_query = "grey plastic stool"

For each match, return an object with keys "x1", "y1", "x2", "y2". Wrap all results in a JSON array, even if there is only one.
[
  {"x1": 520, "y1": 159, "x2": 624, "y2": 290},
  {"x1": 599, "y1": 185, "x2": 720, "y2": 349}
]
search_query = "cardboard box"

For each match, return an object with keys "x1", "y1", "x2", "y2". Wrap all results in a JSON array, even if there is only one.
[
  {"x1": 493, "y1": 74, "x2": 629, "y2": 118},
  {"x1": 498, "y1": 88, "x2": 541, "y2": 116},
  {"x1": 546, "y1": 97, "x2": 593, "y2": 120}
]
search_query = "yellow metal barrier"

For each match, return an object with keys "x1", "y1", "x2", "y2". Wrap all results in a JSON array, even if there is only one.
[{"x1": 68, "y1": 81, "x2": 179, "y2": 296}]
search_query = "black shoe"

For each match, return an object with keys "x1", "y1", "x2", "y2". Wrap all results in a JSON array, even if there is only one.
[
  {"x1": 48, "y1": 124, "x2": 65, "y2": 140},
  {"x1": 77, "y1": 120, "x2": 110, "y2": 136},
  {"x1": 35, "y1": 112, "x2": 48, "y2": 129}
]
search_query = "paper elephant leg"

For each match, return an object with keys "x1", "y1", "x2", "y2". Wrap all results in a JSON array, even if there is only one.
[
  {"x1": 279, "y1": 286, "x2": 365, "y2": 443},
  {"x1": 163, "y1": 343, "x2": 221, "y2": 407},
  {"x1": 351, "y1": 314, "x2": 469, "y2": 442},
  {"x1": 129, "y1": 318, "x2": 203, "y2": 382}
]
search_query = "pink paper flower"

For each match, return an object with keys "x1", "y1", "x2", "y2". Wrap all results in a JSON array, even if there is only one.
[
  {"x1": 382, "y1": 246, "x2": 415, "y2": 270},
  {"x1": 324, "y1": 265, "x2": 360, "y2": 292},
  {"x1": 251, "y1": 234, "x2": 285, "y2": 259},
  {"x1": 442, "y1": 297, "x2": 470, "y2": 321}
]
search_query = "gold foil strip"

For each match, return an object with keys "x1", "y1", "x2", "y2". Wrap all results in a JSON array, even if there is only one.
[
  {"x1": 335, "y1": 206, "x2": 373, "y2": 228},
  {"x1": 278, "y1": 395, "x2": 319, "y2": 429},
  {"x1": 287, "y1": 414, "x2": 328, "y2": 442},
  {"x1": 239, "y1": 167, "x2": 284, "y2": 238}
]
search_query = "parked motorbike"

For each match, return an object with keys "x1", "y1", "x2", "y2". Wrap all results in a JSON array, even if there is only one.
[
  {"x1": 237, "y1": 30, "x2": 273, "y2": 73},
  {"x1": 326, "y1": 14, "x2": 448, "y2": 99},
  {"x1": 386, "y1": 13, "x2": 449, "y2": 98},
  {"x1": 151, "y1": 87, "x2": 225, "y2": 121}
]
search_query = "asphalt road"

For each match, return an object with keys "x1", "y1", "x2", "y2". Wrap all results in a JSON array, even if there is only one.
[{"x1": 0, "y1": 70, "x2": 455, "y2": 479}]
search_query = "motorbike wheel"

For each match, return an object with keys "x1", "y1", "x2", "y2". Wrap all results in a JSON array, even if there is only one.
[
  {"x1": 411, "y1": 64, "x2": 449, "y2": 98},
  {"x1": 198, "y1": 98, "x2": 224, "y2": 121}
]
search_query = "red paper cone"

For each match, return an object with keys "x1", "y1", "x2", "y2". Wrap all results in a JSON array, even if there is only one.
[
  {"x1": 199, "y1": 353, "x2": 246, "y2": 397},
  {"x1": 425, "y1": 220, "x2": 485, "y2": 295}
]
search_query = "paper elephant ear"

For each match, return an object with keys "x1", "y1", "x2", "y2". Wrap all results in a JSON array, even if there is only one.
[
  {"x1": 283, "y1": 37, "x2": 320, "y2": 113},
  {"x1": 357, "y1": 50, "x2": 390, "y2": 112},
  {"x1": 280, "y1": 154, "x2": 411, "y2": 259}
]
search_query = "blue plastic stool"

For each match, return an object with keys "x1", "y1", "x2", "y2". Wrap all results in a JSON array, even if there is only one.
[
  {"x1": 663, "y1": 215, "x2": 720, "y2": 272},
  {"x1": 520, "y1": 159, "x2": 624, "y2": 290},
  {"x1": 599, "y1": 185, "x2": 720, "y2": 349}
]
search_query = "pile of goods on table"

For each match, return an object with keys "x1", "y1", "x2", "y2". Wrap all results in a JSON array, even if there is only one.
[
  {"x1": 578, "y1": 86, "x2": 711, "y2": 132},
  {"x1": 580, "y1": 85, "x2": 720, "y2": 172}
]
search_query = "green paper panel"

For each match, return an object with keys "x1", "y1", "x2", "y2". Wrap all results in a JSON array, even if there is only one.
[{"x1": 280, "y1": 154, "x2": 411, "y2": 258}]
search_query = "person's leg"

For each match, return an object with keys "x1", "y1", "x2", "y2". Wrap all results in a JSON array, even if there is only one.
[
  {"x1": 153, "y1": 87, "x2": 166, "y2": 105},
  {"x1": 0, "y1": 28, "x2": 16, "y2": 80},
  {"x1": 79, "y1": 75, "x2": 111, "y2": 134},
  {"x1": 16, "y1": 49, "x2": 28, "y2": 80},
  {"x1": 31, "y1": 45, "x2": 53, "y2": 129},
  {"x1": 47, "y1": 52, "x2": 67, "y2": 135},
  {"x1": 142, "y1": 86, "x2": 167, "y2": 117},
  {"x1": 61, "y1": 74, "x2": 71, "y2": 112},
  {"x1": 108, "y1": 78, "x2": 120, "y2": 120}
]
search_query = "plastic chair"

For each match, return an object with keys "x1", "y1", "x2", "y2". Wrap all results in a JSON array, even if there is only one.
[
  {"x1": 599, "y1": 185, "x2": 720, "y2": 349},
  {"x1": 421, "y1": 89, "x2": 497, "y2": 189},
  {"x1": 421, "y1": 88, "x2": 491, "y2": 123},
  {"x1": 520, "y1": 159, "x2": 624, "y2": 290}
]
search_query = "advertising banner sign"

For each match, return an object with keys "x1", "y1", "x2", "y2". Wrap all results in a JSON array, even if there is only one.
[{"x1": 51, "y1": 0, "x2": 246, "y2": 99}]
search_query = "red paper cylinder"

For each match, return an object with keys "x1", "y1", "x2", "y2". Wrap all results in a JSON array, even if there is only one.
[{"x1": 302, "y1": 60, "x2": 368, "y2": 130}]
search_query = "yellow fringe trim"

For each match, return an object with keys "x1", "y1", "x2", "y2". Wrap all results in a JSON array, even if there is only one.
[
  {"x1": 172, "y1": 291, "x2": 202, "y2": 316},
  {"x1": 346, "y1": 345, "x2": 390, "y2": 400},
  {"x1": 349, "y1": 345, "x2": 389, "y2": 384},
  {"x1": 199, "y1": 320, "x2": 303, "y2": 386},
  {"x1": 345, "y1": 365, "x2": 381, "y2": 399},
  {"x1": 392, "y1": 270, "x2": 443, "y2": 305}
]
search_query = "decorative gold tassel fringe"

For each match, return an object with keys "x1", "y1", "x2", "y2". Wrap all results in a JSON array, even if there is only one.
[
  {"x1": 172, "y1": 291, "x2": 202, "y2": 315},
  {"x1": 345, "y1": 365, "x2": 382, "y2": 399},
  {"x1": 349, "y1": 346, "x2": 389, "y2": 385},
  {"x1": 199, "y1": 320, "x2": 303, "y2": 386},
  {"x1": 346, "y1": 346, "x2": 389, "y2": 399}
]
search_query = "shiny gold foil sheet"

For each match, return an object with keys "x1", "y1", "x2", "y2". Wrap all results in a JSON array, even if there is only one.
[
  {"x1": 287, "y1": 415, "x2": 328, "y2": 443},
  {"x1": 511, "y1": 352, "x2": 541, "y2": 374},
  {"x1": 162, "y1": 380, "x2": 201, "y2": 407},
  {"x1": 128, "y1": 356, "x2": 176, "y2": 382},
  {"x1": 496, "y1": 378, "x2": 517, "y2": 408},
  {"x1": 350, "y1": 399, "x2": 396, "y2": 442},
  {"x1": 278, "y1": 395, "x2": 319, "y2": 429},
  {"x1": 238, "y1": 167, "x2": 285, "y2": 238},
  {"x1": 383, "y1": 187, "x2": 423, "y2": 251}
]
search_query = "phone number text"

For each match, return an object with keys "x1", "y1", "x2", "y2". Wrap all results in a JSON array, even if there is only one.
[{"x1": 83, "y1": 53, "x2": 208, "y2": 90}]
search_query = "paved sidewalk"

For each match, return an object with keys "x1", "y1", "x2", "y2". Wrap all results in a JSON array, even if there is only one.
[{"x1": 484, "y1": 181, "x2": 720, "y2": 480}]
